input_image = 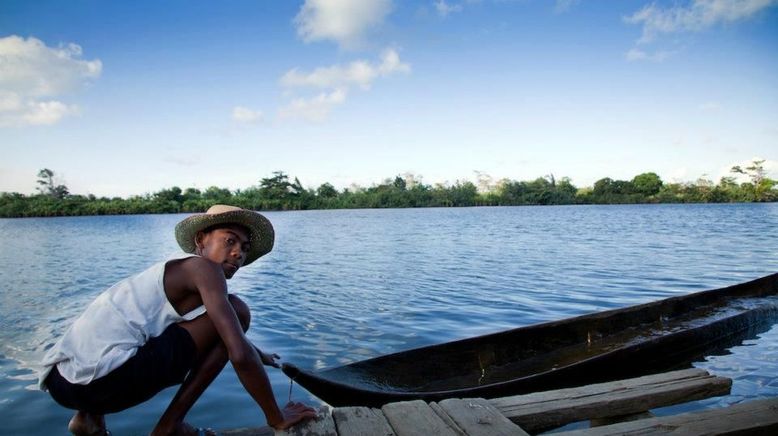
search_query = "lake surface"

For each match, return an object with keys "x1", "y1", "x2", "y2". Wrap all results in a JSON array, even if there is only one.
[{"x1": 1, "y1": 204, "x2": 777, "y2": 435}]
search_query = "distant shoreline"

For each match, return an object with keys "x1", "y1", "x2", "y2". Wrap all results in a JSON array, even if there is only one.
[
  {"x1": 4, "y1": 169, "x2": 775, "y2": 218},
  {"x1": 1, "y1": 197, "x2": 775, "y2": 219}
]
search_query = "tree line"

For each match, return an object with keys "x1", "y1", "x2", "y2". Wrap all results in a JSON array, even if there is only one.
[{"x1": 1, "y1": 161, "x2": 775, "y2": 218}]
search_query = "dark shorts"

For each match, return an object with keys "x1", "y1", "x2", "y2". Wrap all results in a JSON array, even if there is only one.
[{"x1": 45, "y1": 323, "x2": 197, "y2": 414}]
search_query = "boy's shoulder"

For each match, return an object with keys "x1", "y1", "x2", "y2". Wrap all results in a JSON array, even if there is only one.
[
  {"x1": 164, "y1": 255, "x2": 225, "y2": 299},
  {"x1": 167, "y1": 255, "x2": 214, "y2": 273},
  {"x1": 165, "y1": 255, "x2": 223, "y2": 282}
]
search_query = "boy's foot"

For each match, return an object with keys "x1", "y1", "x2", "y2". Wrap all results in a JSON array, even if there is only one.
[{"x1": 68, "y1": 411, "x2": 109, "y2": 435}]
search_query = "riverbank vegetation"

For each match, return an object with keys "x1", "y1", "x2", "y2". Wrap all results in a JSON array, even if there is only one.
[{"x1": 1, "y1": 161, "x2": 775, "y2": 217}]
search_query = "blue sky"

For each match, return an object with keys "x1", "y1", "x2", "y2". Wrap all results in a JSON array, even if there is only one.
[{"x1": 1, "y1": 0, "x2": 777, "y2": 197}]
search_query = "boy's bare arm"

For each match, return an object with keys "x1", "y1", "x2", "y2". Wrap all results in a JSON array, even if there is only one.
[{"x1": 187, "y1": 259, "x2": 314, "y2": 429}]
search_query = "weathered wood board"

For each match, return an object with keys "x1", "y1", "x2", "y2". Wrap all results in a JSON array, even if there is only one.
[
  {"x1": 437, "y1": 398, "x2": 529, "y2": 436},
  {"x1": 552, "y1": 397, "x2": 778, "y2": 435},
  {"x1": 274, "y1": 406, "x2": 337, "y2": 436},
  {"x1": 429, "y1": 402, "x2": 467, "y2": 436},
  {"x1": 382, "y1": 400, "x2": 460, "y2": 436},
  {"x1": 220, "y1": 426, "x2": 274, "y2": 436},
  {"x1": 219, "y1": 369, "x2": 752, "y2": 436},
  {"x1": 489, "y1": 368, "x2": 731, "y2": 432},
  {"x1": 333, "y1": 406, "x2": 396, "y2": 436}
]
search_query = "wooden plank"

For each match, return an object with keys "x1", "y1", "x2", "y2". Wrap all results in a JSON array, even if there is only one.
[
  {"x1": 491, "y1": 368, "x2": 709, "y2": 408},
  {"x1": 333, "y1": 406, "x2": 396, "y2": 436},
  {"x1": 438, "y1": 398, "x2": 529, "y2": 436},
  {"x1": 553, "y1": 397, "x2": 778, "y2": 435},
  {"x1": 382, "y1": 400, "x2": 460, "y2": 436},
  {"x1": 429, "y1": 402, "x2": 467, "y2": 436},
  {"x1": 489, "y1": 369, "x2": 731, "y2": 432},
  {"x1": 220, "y1": 427, "x2": 274, "y2": 436},
  {"x1": 275, "y1": 406, "x2": 337, "y2": 436},
  {"x1": 589, "y1": 411, "x2": 654, "y2": 427}
]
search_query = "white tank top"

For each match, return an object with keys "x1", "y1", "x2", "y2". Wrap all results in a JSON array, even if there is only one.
[{"x1": 38, "y1": 253, "x2": 206, "y2": 389}]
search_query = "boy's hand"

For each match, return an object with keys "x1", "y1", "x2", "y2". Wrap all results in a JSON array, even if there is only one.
[
  {"x1": 259, "y1": 350, "x2": 281, "y2": 368},
  {"x1": 271, "y1": 401, "x2": 318, "y2": 430}
]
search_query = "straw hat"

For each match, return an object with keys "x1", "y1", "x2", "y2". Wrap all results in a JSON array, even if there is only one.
[{"x1": 175, "y1": 205, "x2": 274, "y2": 266}]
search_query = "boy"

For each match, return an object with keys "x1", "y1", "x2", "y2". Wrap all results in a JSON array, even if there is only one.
[{"x1": 39, "y1": 205, "x2": 316, "y2": 435}]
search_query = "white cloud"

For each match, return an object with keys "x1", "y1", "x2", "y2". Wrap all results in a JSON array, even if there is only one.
[
  {"x1": 378, "y1": 48, "x2": 410, "y2": 74},
  {"x1": 0, "y1": 91, "x2": 22, "y2": 112},
  {"x1": 0, "y1": 91, "x2": 80, "y2": 127},
  {"x1": 279, "y1": 88, "x2": 347, "y2": 122},
  {"x1": 284, "y1": 4, "x2": 409, "y2": 123},
  {"x1": 281, "y1": 61, "x2": 376, "y2": 90},
  {"x1": 281, "y1": 48, "x2": 410, "y2": 90},
  {"x1": 278, "y1": 49, "x2": 410, "y2": 122},
  {"x1": 625, "y1": 48, "x2": 673, "y2": 62},
  {"x1": 554, "y1": 0, "x2": 581, "y2": 14},
  {"x1": 0, "y1": 35, "x2": 101, "y2": 127},
  {"x1": 435, "y1": 0, "x2": 463, "y2": 17},
  {"x1": 22, "y1": 100, "x2": 79, "y2": 125},
  {"x1": 294, "y1": 0, "x2": 393, "y2": 49},
  {"x1": 232, "y1": 106, "x2": 264, "y2": 125},
  {"x1": 625, "y1": 0, "x2": 778, "y2": 44}
]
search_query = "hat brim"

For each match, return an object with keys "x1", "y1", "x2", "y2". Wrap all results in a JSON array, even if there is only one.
[{"x1": 175, "y1": 210, "x2": 274, "y2": 266}]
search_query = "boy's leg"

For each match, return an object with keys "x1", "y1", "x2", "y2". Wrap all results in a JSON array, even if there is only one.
[
  {"x1": 67, "y1": 411, "x2": 105, "y2": 435},
  {"x1": 151, "y1": 295, "x2": 251, "y2": 436}
]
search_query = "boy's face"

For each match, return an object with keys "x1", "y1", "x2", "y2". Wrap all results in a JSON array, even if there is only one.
[{"x1": 195, "y1": 224, "x2": 251, "y2": 279}]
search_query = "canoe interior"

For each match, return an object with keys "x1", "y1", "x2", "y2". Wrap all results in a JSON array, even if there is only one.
[{"x1": 283, "y1": 273, "x2": 778, "y2": 406}]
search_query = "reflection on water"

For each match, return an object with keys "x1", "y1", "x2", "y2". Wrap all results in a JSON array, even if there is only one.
[{"x1": 0, "y1": 204, "x2": 777, "y2": 435}]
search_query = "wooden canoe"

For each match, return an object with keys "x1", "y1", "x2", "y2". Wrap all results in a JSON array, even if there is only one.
[{"x1": 282, "y1": 273, "x2": 778, "y2": 407}]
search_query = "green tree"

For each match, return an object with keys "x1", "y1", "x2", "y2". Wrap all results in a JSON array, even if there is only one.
[
  {"x1": 392, "y1": 176, "x2": 407, "y2": 191},
  {"x1": 154, "y1": 186, "x2": 183, "y2": 204},
  {"x1": 3, "y1": 165, "x2": 778, "y2": 218},
  {"x1": 731, "y1": 160, "x2": 766, "y2": 186},
  {"x1": 555, "y1": 177, "x2": 578, "y2": 203},
  {"x1": 258, "y1": 171, "x2": 307, "y2": 209},
  {"x1": 316, "y1": 183, "x2": 338, "y2": 198},
  {"x1": 36, "y1": 168, "x2": 70, "y2": 199},
  {"x1": 590, "y1": 177, "x2": 640, "y2": 203},
  {"x1": 447, "y1": 181, "x2": 478, "y2": 206},
  {"x1": 260, "y1": 171, "x2": 295, "y2": 200},
  {"x1": 632, "y1": 172, "x2": 663, "y2": 196},
  {"x1": 592, "y1": 177, "x2": 614, "y2": 196},
  {"x1": 203, "y1": 186, "x2": 233, "y2": 202},
  {"x1": 731, "y1": 160, "x2": 775, "y2": 201},
  {"x1": 526, "y1": 177, "x2": 554, "y2": 204},
  {"x1": 182, "y1": 188, "x2": 202, "y2": 201}
]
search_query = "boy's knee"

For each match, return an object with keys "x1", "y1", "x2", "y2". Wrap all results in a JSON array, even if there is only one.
[{"x1": 228, "y1": 294, "x2": 251, "y2": 332}]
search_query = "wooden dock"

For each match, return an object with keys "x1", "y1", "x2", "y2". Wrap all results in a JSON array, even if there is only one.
[{"x1": 221, "y1": 369, "x2": 778, "y2": 435}]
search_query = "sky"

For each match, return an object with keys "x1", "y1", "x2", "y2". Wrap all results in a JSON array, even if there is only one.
[{"x1": 1, "y1": 0, "x2": 777, "y2": 197}]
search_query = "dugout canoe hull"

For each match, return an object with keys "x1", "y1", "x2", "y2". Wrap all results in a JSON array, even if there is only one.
[{"x1": 282, "y1": 273, "x2": 778, "y2": 407}]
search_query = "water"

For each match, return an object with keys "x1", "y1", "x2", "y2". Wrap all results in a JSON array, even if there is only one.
[{"x1": 0, "y1": 204, "x2": 776, "y2": 435}]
